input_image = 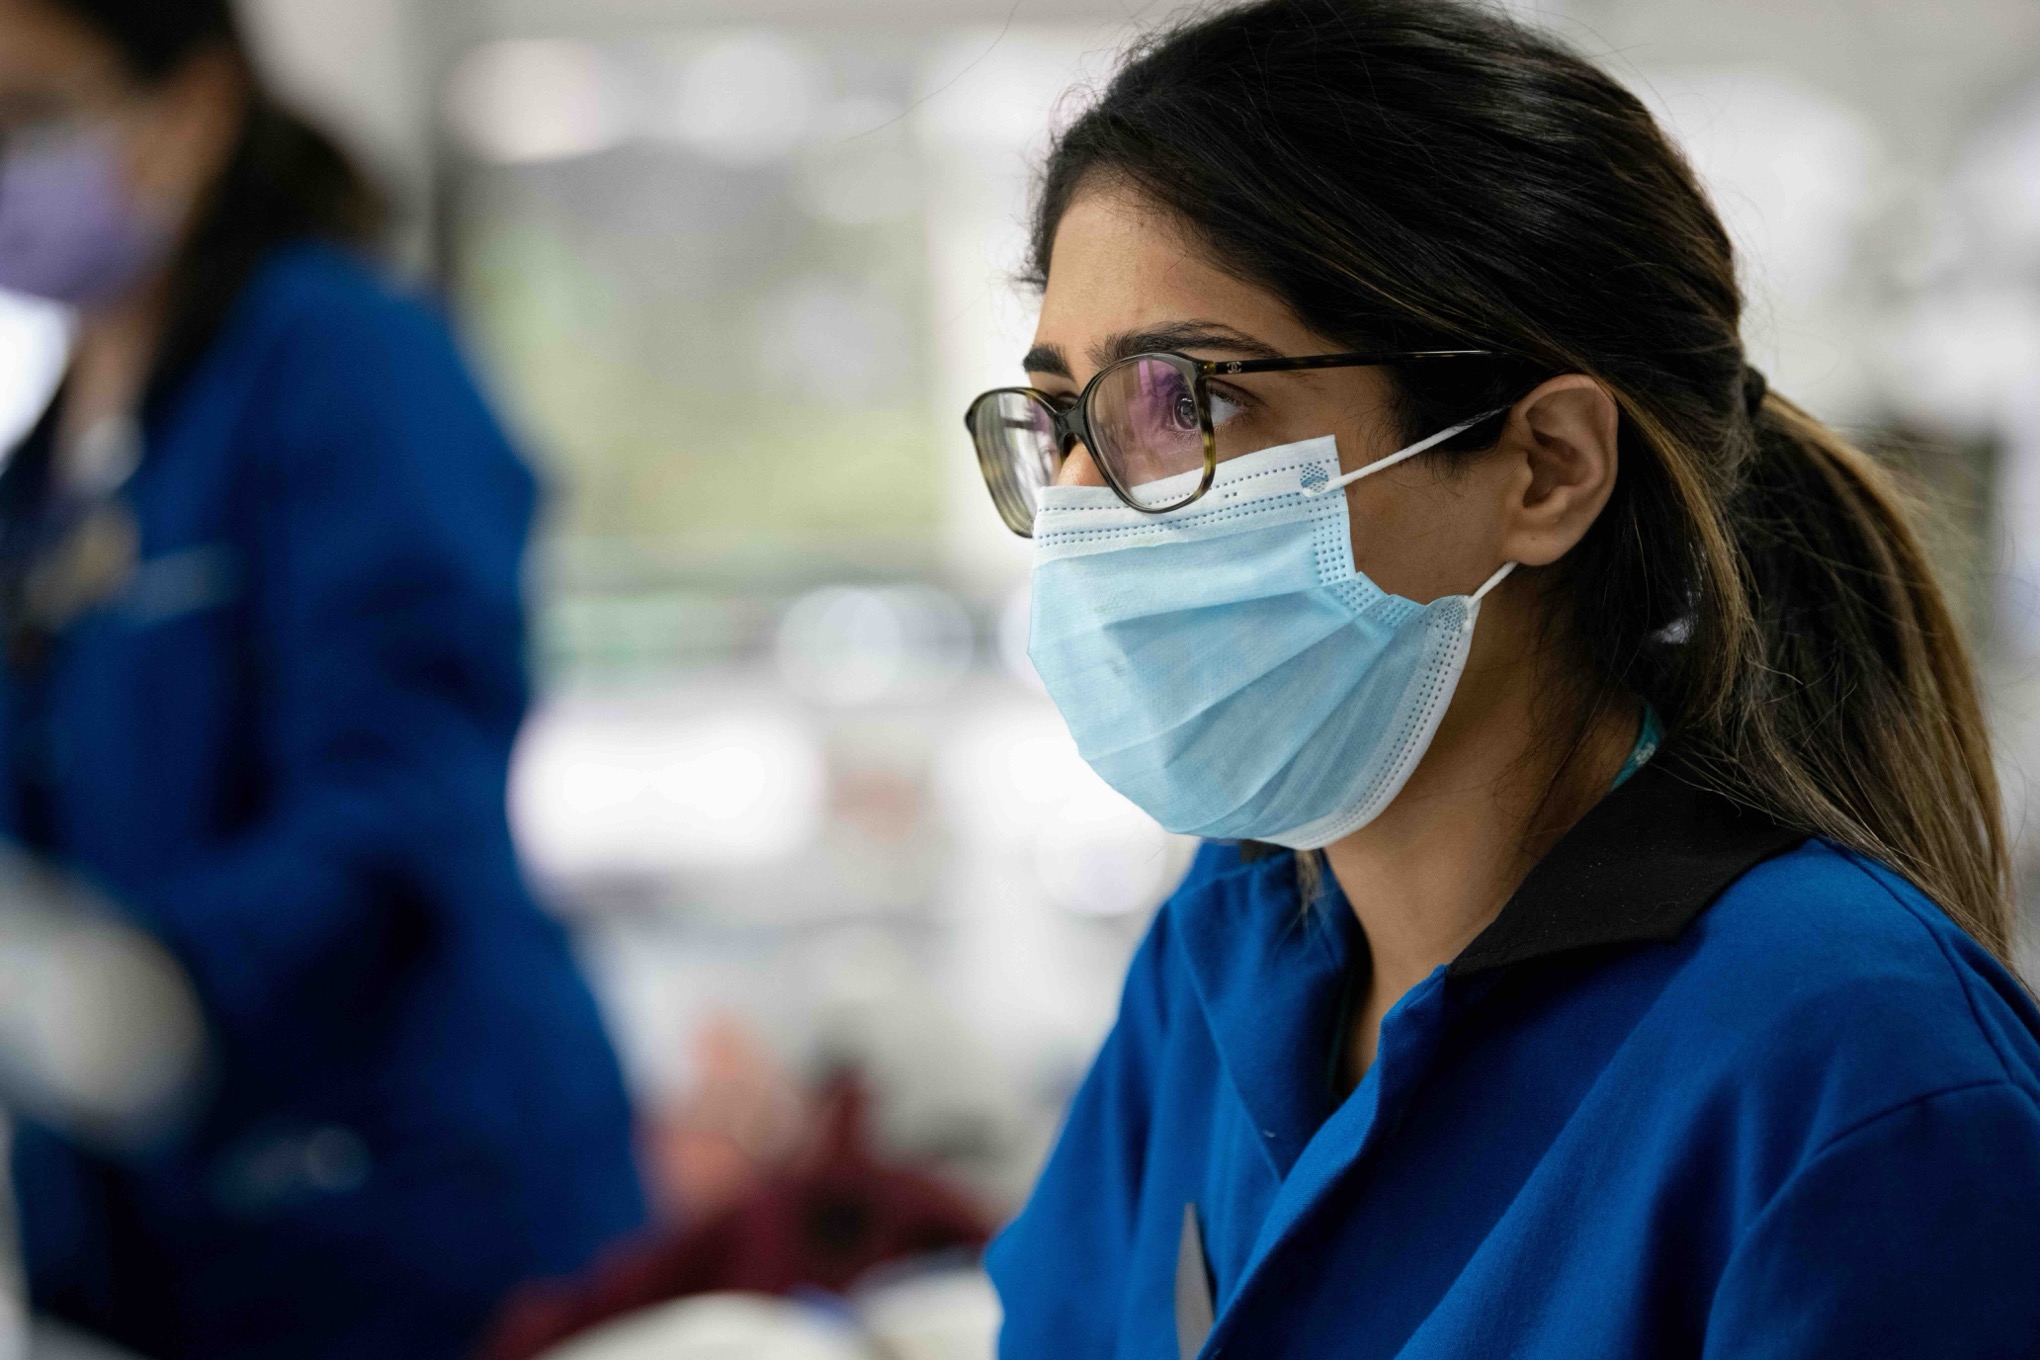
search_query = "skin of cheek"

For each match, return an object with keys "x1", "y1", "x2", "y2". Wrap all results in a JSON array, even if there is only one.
[
  {"x1": 1340, "y1": 453, "x2": 1515, "y2": 606},
  {"x1": 1258, "y1": 383, "x2": 1498, "y2": 605}
]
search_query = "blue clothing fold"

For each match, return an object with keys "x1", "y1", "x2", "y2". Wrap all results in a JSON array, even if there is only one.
[
  {"x1": 989, "y1": 763, "x2": 2040, "y2": 1358},
  {"x1": 2, "y1": 244, "x2": 644, "y2": 1360}
]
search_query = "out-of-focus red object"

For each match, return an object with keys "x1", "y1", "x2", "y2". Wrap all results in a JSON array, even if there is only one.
[
  {"x1": 475, "y1": 1073, "x2": 993, "y2": 1360},
  {"x1": 641, "y1": 1016, "x2": 807, "y2": 1223}
]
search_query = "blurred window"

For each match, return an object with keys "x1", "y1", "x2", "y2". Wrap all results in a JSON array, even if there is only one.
[{"x1": 447, "y1": 31, "x2": 941, "y2": 603}]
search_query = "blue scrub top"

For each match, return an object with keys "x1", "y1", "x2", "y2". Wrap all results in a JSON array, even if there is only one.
[
  {"x1": 989, "y1": 759, "x2": 2040, "y2": 1358},
  {"x1": 0, "y1": 244, "x2": 644, "y2": 1360}
]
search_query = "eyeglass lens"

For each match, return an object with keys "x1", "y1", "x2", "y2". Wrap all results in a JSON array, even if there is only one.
[
  {"x1": 969, "y1": 390, "x2": 1061, "y2": 536},
  {"x1": 1086, "y1": 357, "x2": 1209, "y2": 511},
  {"x1": 968, "y1": 355, "x2": 1294, "y2": 532}
]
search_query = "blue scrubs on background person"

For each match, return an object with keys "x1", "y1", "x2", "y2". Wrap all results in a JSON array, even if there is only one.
[
  {"x1": 0, "y1": 6, "x2": 648, "y2": 1347},
  {"x1": 0, "y1": 242, "x2": 644, "y2": 1359}
]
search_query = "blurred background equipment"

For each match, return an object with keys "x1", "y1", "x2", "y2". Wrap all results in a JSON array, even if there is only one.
[
  {"x1": 2, "y1": 0, "x2": 2039, "y2": 1356},
  {"x1": 479, "y1": 1074, "x2": 991, "y2": 1360},
  {"x1": 0, "y1": 850, "x2": 204, "y2": 1141}
]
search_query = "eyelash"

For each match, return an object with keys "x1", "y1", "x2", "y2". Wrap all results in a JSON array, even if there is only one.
[{"x1": 1207, "y1": 381, "x2": 1256, "y2": 418}]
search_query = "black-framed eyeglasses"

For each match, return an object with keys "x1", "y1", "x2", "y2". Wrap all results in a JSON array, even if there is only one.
[{"x1": 964, "y1": 349, "x2": 1498, "y2": 537}]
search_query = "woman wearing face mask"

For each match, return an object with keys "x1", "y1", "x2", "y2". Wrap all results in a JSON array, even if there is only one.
[
  {"x1": 969, "y1": 2, "x2": 2040, "y2": 1356},
  {"x1": 0, "y1": 2, "x2": 644, "y2": 1357}
]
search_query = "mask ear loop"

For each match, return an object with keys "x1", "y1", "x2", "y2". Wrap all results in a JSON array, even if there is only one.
[
  {"x1": 1471, "y1": 561, "x2": 1516, "y2": 601},
  {"x1": 1462, "y1": 561, "x2": 1517, "y2": 633},
  {"x1": 1296, "y1": 404, "x2": 1518, "y2": 631},
  {"x1": 1301, "y1": 405, "x2": 1511, "y2": 498}
]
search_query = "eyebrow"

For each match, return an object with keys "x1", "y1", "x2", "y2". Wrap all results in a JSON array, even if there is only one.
[
  {"x1": 1021, "y1": 321, "x2": 1287, "y2": 381},
  {"x1": 1021, "y1": 343, "x2": 1071, "y2": 379}
]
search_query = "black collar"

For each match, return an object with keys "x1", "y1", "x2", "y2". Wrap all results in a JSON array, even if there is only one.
[{"x1": 1449, "y1": 756, "x2": 1807, "y2": 977}]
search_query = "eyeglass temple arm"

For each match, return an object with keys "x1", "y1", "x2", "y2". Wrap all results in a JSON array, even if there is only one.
[
  {"x1": 1203, "y1": 349, "x2": 1495, "y2": 376},
  {"x1": 1302, "y1": 405, "x2": 1512, "y2": 498}
]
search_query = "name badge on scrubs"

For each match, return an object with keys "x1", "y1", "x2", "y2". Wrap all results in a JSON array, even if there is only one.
[{"x1": 22, "y1": 501, "x2": 139, "y2": 633}]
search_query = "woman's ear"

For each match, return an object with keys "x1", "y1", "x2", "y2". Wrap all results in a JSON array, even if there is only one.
[{"x1": 1492, "y1": 374, "x2": 1620, "y2": 567}]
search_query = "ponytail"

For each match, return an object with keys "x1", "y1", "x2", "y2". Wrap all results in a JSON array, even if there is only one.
[{"x1": 1683, "y1": 393, "x2": 2012, "y2": 954}]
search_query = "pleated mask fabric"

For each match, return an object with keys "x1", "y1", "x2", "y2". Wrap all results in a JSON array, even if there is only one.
[{"x1": 1028, "y1": 433, "x2": 1512, "y2": 849}]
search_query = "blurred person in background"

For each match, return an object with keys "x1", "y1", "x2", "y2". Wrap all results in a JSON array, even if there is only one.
[
  {"x1": 0, "y1": 1, "x2": 645, "y2": 1356},
  {"x1": 969, "y1": 1, "x2": 2040, "y2": 1355}
]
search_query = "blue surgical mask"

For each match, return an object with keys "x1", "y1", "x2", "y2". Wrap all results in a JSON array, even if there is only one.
[{"x1": 1028, "y1": 419, "x2": 1512, "y2": 848}]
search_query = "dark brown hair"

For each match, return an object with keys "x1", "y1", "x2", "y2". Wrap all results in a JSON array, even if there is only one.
[
  {"x1": 49, "y1": 0, "x2": 387, "y2": 389},
  {"x1": 1031, "y1": 0, "x2": 2014, "y2": 958}
]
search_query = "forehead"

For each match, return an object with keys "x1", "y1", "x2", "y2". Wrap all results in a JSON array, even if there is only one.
[
  {"x1": 1033, "y1": 185, "x2": 1314, "y2": 366},
  {"x1": 0, "y1": 0, "x2": 121, "y2": 89}
]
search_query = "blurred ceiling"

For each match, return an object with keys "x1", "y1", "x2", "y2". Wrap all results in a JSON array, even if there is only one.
[
  {"x1": 474, "y1": 0, "x2": 1200, "y2": 29},
  {"x1": 1566, "y1": 0, "x2": 2040, "y2": 164},
  {"x1": 450, "y1": 0, "x2": 2040, "y2": 165}
]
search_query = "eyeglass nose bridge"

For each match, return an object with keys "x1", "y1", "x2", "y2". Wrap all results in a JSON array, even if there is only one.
[{"x1": 1046, "y1": 400, "x2": 1090, "y2": 459}]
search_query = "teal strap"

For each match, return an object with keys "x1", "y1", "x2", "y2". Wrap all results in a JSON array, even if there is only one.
[{"x1": 1610, "y1": 703, "x2": 1664, "y2": 792}]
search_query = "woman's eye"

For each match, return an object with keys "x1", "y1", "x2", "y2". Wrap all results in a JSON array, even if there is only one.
[{"x1": 1209, "y1": 390, "x2": 1245, "y2": 428}]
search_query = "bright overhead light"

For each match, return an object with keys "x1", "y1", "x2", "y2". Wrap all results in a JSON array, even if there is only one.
[
  {"x1": 0, "y1": 291, "x2": 70, "y2": 458},
  {"x1": 444, "y1": 39, "x2": 630, "y2": 165},
  {"x1": 933, "y1": 706, "x2": 1192, "y2": 918},
  {"x1": 648, "y1": 32, "x2": 820, "y2": 165},
  {"x1": 775, "y1": 586, "x2": 972, "y2": 706},
  {"x1": 512, "y1": 707, "x2": 824, "y2": 877}
]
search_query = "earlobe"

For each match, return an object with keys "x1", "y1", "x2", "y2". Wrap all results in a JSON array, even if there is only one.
[{"x1": 1496, "y1": 375, "x2": 1620, "y2": 568}]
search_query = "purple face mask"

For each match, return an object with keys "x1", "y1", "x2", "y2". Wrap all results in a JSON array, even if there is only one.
[{"x1": 0, "y1": 125, "x2": 167, "y2": 306}]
